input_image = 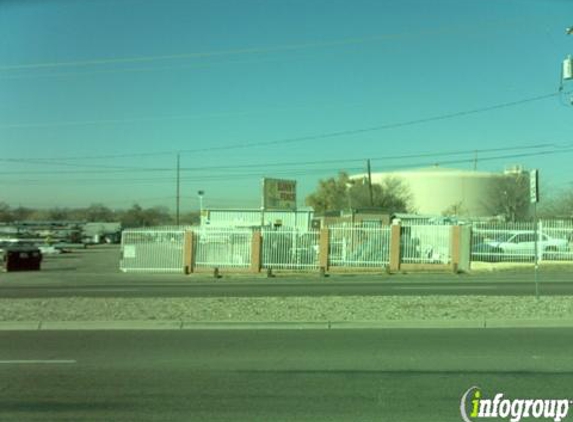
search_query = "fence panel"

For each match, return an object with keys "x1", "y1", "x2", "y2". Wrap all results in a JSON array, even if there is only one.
[
  {"x1": 329, "y1": 226, "x2": 391, "y2": 267},
  {"x1": 401, "y1": 225, "x2": 451, "y2": 264},
  {"x1": 120, "y1": 229, "x2": 186, "y2": 273},
  {"x1": 540, "y1": 220, "x2": 573, "y2": 261},
  {"x1": 262, "y1": 228, "x2": 320, "y2": 270},
  {"x1": 194, "y1": 228, "x2": 252, "y2": 269},
  {"x1": 471, "y1": 221, "x2": 541, "y2": 263}
]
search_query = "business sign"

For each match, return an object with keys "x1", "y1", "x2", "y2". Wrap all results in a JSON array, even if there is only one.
[
  {"x1": 530, "y1": 169, "x2": 539, "y2": 204},
  {"x1": 262, "y1": 178, "x2": 297, "y2": 210}
]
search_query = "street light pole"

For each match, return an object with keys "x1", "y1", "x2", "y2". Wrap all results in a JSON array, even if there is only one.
[
  {"x1": 197, "y1": 190, "x2": 204, "y2": 214},
  {"x1": 563, "y1": 26, "x2": 573, "y2": 104},
  {"x1": 530, "y1": 169, "x2": 540, "y2": 300},
  {"x1": 176, "y1": 153, "x2": 180, "y2": 226}
]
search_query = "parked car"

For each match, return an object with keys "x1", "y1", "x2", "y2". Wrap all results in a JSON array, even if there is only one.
[{"x1": 474, "y1": 231, "x2": 569, "y2": 261}]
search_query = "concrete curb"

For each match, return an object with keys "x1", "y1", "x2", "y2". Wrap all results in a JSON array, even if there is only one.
[
  {"x1": 485, "y1": 319, "x2": 573, "y2": 328},
  {"x1": 0, "y1": 321, "x2": 41, "y2": 330},
  {"x1": 40, "y1": 320, "x2": 182, "y2": 330},
  {"x1": 182, "y1": 321, "x2": 328, "y2": 330},
  {"x1": 1, "y1": 318, "x2": 573, "y2": 331},
  {"x1": 330, "y1": 320, "x2": 485, "y2": 329}
]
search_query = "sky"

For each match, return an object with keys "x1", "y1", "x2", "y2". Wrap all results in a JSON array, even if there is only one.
[{"x1": 0, "y1": 0, "x2": 572, "y2": 212}]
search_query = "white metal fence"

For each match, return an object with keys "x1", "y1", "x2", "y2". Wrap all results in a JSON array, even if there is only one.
[
  {"x1": 194, "y1": 228, "x2": 252, "y2": 269},
  {"x1": 119, "y1": 220, "x2": 573, "y2": 273},
  {"x1": 471, "y1": 221, "x2": 573, "y2": 262},
  {"x1": 261, "y1": 228, "x2": 320, "y2": 269},
  {"x1": 120, "y1": 229, "x2": 186, "y2": 273},
  {"x1": 329, "y1": 226, "x2": 391, "y2": 267},
  {"x1": 400, "y1": 225, "x2": 452, "y2": 264}
]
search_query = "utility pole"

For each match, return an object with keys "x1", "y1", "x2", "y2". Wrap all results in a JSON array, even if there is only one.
[
  {"x1": 562, "y1": 26, "x2": 573, "y2": 104},
  {"x1": 198, "y1": 190, "x2": 204, "y2": 214},
  {"x1": 176, "y1": 153, "x2": 180, "y2": 226},
  {"x1": 530, "y1": 169, "x2": 540, "y2": 300},
  {"x1": 473, "y1": 150, "x2": 478, "y2": 171},
  {"x1": 367, "y1": 159, "x2": 374, "y2": 207}
]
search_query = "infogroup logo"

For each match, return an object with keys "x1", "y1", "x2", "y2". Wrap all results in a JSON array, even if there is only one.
[{"x1": 460, "y1": 386, "x2": 571, "y2": 422}]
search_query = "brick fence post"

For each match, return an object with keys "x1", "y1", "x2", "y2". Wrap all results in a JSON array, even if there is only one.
[
  {"x1": 251, "y1": 230, "x2": 262, "y2": 273},
  {"x1": 389, "y1": 224, "x2": 401, "y2": 272},
  {"x1": 184, "y1": 230, "x2": 194, "y2": 274},
  {"x1": 450, "y1": 225, "x2": 461, "y2": 273},
  {"x1": 319, "y1": 228, "x2": 330, "y2": 271}
]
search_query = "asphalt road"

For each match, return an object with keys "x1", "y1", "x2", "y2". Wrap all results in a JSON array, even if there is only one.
[
  {"x1": 1, "y1": 328, "x2": 573, "y2": 421},
  {"x1": 3, "y1": 279, "x2": 573, "y2": 298},
  {"x1": 2, "y1": 245, "x2": 573, "y2": 297}
]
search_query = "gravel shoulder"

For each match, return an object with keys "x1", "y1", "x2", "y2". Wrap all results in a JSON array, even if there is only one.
[
  {"x1": 2, "y1": 296, "x2": 573, "y2": 322},
  {"x1": 3, "y1": 246, "x2": 573, "y2": 325}
]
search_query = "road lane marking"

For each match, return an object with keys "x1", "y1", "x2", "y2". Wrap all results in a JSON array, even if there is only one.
[
  {"x1": 391, "y1": 286, "x2": 494, "y2": 290},
  {"x1": 0, "y1": 360, "x2": 76, "y2": 364},
  {"x1": 75, "y1": 288, "x2": 141, "y2": 292}
]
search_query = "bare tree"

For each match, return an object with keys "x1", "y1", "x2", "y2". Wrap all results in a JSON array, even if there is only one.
[
  {"x1": 442, "y1": 201, "x2": 468, "y2": 217},
  {"x1": 539, "y1": 188, "x2": 573, "y2": 218},
  {"x1": 486, "y1": 173, "x2": 530, "y2": 222},
  {"x1": 0, "y1": 202, "x2": 13, "y2": 222}
]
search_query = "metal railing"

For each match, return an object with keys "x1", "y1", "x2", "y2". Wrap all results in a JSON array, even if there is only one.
[
  {"x1": 401, "y1": 225, "x2": 451, "y2": 264},
  {"x1": 540, "y1": 220, "x2": 573, "y2": 261},
  {"x1": 471, "y1": 221, "x2": 573, "y2": 262},
  {"x1": 261, "y1": 228, "x2": 320, "y2": 269},
  {"x1": 120, "y1": 229, "x2": 186, "y2": 273},
  {"x1": 194, "y1": 227, "x2": 252, "y2": 269},
  {"x1": 119, "y1": 220, "x2": 573, "y2": 274},
  {"x1": 329, "y1": 226, "x2": 391, "y2": 267}
]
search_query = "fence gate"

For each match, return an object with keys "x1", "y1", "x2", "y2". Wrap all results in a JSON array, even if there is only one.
[
  {"x1": 401, "y1": 224, "x2": 452, "y2": 264},
  {"x1": 328, "y1": 226, "x2": 391, "y2": 267},
  {"x1": 194, "y1": 228, "x2": 252, "y2": 269},
  {"x1": 120, "y1": 229, "x2": 186, "y2": 273},
  {"x1": 262, "y1": 228, "x2": 320, "y2": 270}
]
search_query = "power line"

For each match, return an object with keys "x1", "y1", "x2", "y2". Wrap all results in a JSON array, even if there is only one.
[
  {"x1": 3, "y1": 147, "x2": 573, "y2": 186},
  {"x1": 0, "y1": 143, "x2": 559, "y2": 175},
  {"x1": 0, "y1": 157, "x2": 159, "y2": 171},
  {"x1": 0, "y1": 16, "x2": 540, "y2": 72},
  {"x1": 0, "y1": 167, "x2": 366, "y2": 185},
  {"x1": 378, "y1": 147, "x2": 573, "y2": 171},
  {"x1": 0, "y1": 106, "x2": 290, "y2": 129},
  {"x1": 1, "y1": 92, "x2": 564, "y2": 163},
  {"x1": 0, "y1": 55, "x2": 300, "y2": 81}
]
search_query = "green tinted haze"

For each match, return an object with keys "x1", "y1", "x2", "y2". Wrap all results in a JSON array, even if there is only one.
[{"x1": 0, "y1": 0, "x2": 571, "y2": 210}]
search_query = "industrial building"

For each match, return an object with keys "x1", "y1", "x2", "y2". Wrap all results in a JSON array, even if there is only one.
[
  {"x1": 200, "y1": 208, "x2": 314, "y2": 231},
  {"x1": 351, "y1": 165, "x2": 531, "y2": 218}
]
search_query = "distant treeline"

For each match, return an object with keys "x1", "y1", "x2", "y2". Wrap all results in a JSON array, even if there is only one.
[{"x1": 0, "y1": 203, "x2": 200, "y2": 228}]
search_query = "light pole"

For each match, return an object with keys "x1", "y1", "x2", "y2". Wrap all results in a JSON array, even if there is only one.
[
  {"x1": 197, "y1": 190, "x2": 204, "y2": 214},
  {"x1": 345, "y1": 180, "x2": 357, "y2": 226},
  {"x1": 176, "y1": 153, "x2": 180, "y2": 226},
  {"x1": 562, "y1": 26, "x2": 573, "y2": 104}
]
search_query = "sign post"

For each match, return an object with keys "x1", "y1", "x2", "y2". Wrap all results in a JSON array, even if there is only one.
[
  {"x1": 260, "y1": 178, "x2": 297, "y2": 228},
  {"x1": 262, "y1": 178, "x2": 297, "y2": 211},
  {"x1": 530, "y1": 169, "x2": 539, "y2": 299}
]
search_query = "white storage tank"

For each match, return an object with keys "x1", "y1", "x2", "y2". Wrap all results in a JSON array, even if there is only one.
[
  {"x1": 351, "y1": 166, "x2": 531, "y2": 217},
  {"x1": 564, "y1": 55, "x2": 573, "y2": 80}
]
